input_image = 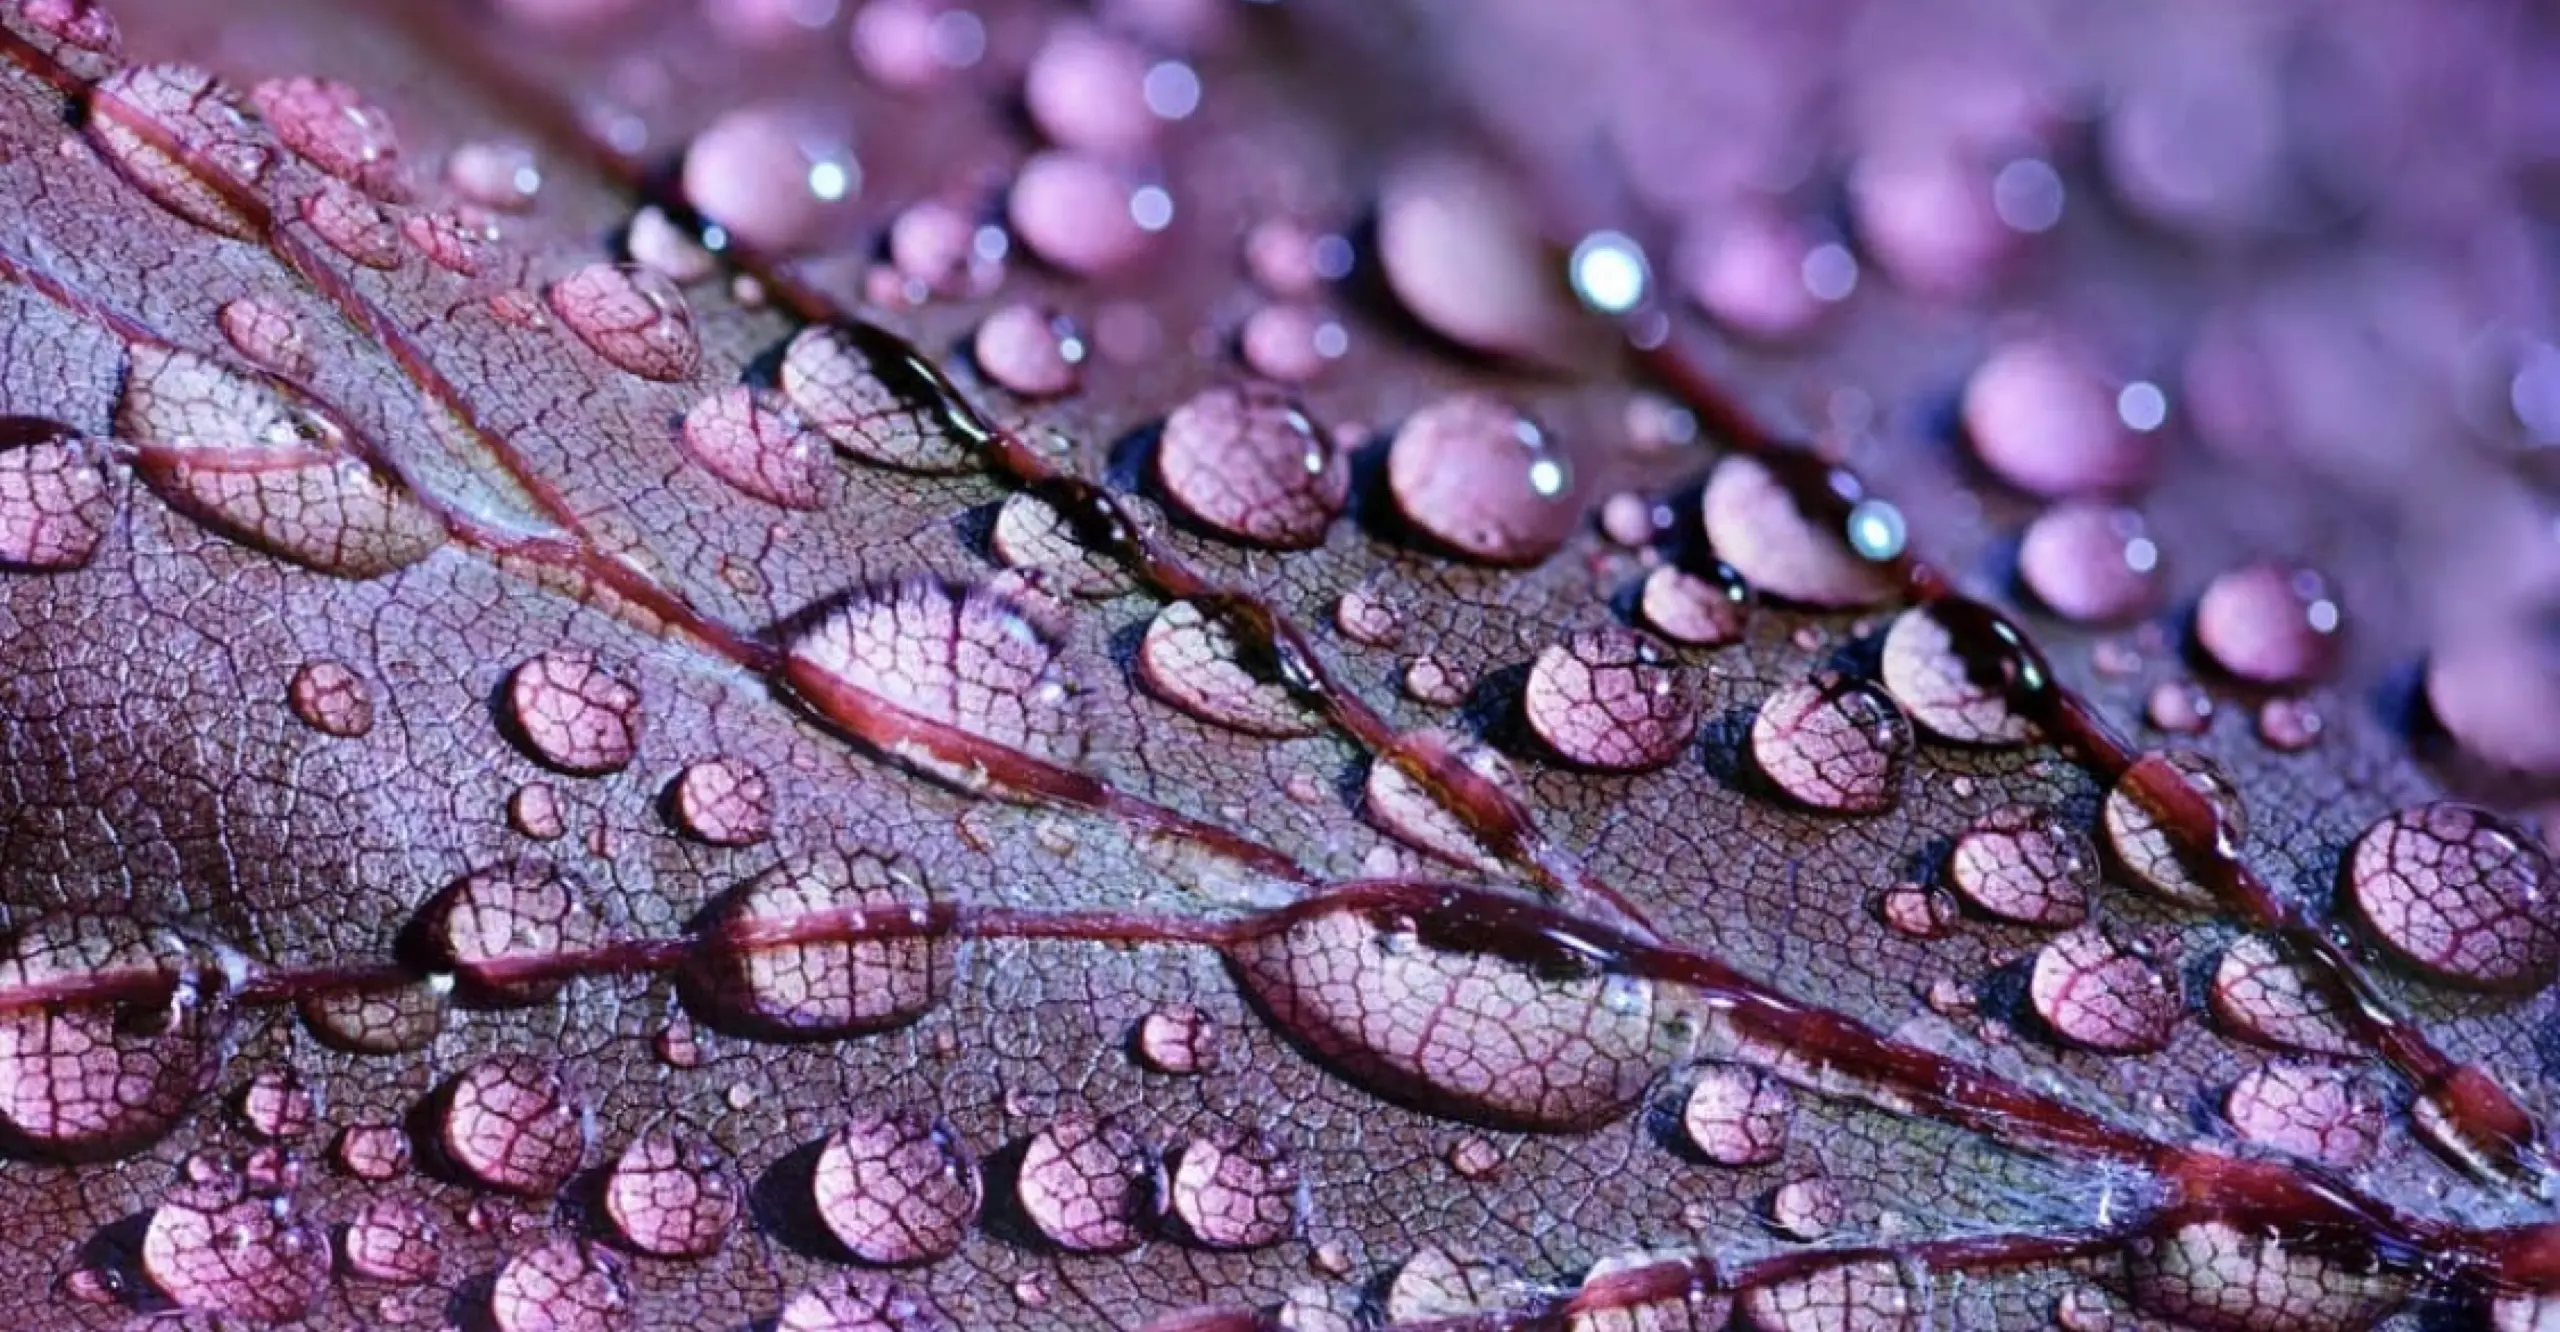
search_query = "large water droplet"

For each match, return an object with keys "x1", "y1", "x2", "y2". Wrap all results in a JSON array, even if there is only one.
[
  {"x1": 680, "y1": 386, "x2": 835, "y2": 511},
  {"x1": 1137, "y1": 599, "x2": 1323, "y2": 737},
  {"x1": 1376, "y1": 152, "x2": 1566, "y2": 362},
  {"x1": 547, "y1": 262, "x2": 700, "y2": 383},
  {"x1": 341, "y1": 1197, "x2": 441, "y2": 1283},
  {"x1": 440, "y1": 1053, "x2": 587, "y2": 1194},
  {"x1": 2121, "y1": 1219, "x2": 2407, "y2": 1332},
  {"x1": 1386, "y1": 394, "x2": 1577, "y2": 566},
  {"x1": 2018, "y1": 502, "x2": 2160, "y2": 623},
  {"x1": 780, "y1": 324, "x2": 979, "y2": 473},
  {"x1": 1007, "y1": 150, "x2": 1154, "y2": 274},
  {"x1": 115, "y1": 344, "x2": 445, "y2": 578},
  {"x1": 2104, "y1": 749, "x2": 2246, "y2": 908},
  {"x1": 407, "y1": 860, "x2": 597, "y2": 1005},
  {"x1": 142, "y1": 1195, "x2": 327, "y2": 1321},
  {"x1": 287, "y1": 658, "x2": 375, "y2": 738},
  {"x1": 1166, "y1": 1125, "x2": 1297, "y2": 1250},
  {"x1": 2224, "y1": 1061, "x2": 2380, "y2": 1167},
  {"x1": 298, "y1": 974, "x2": 447, "y2": 1054},
  {"x1": 1154, "y1": 382, "x2": 1345, "y2": 550},
  {"x1": 973, "y1": 303, "x2": 1084, "y2": 399},
  {"x1": 1963, "y1": 338, "x2": 2154, "y2": 498},
  {"x1": 489, "y1": 1236, "x2": 634, "y2": 1332},
  {"x1": 2194, "y1": 562, "x2": 2343, "y2": 688},
  {"x1": 1640, "y1": 562, "x2": 1751, "y2": 647},
  {"x1": 506, "y1": 650, "x2": 643, "y2": 775},
  {"x1": 1023, "y1": 20, "x2": 1157, "y2": 157},
  {"x1": 0, "y1": 416, "x2": 113, "y2": 572},
  {"x1": 605, "y1": 1128, "x2": 739, "y2": 1258},
  {"x1": 1701, "y1": 455, "x2": 1896, "y2": 608},
  {"x1": 2208, "y1": 935, "x2": 2360, "y2": 1057},
  {"x1": 682, "y1": 852, "x2": 947, "y2": 1038},
  {"x1": 249, "y1": 76, "x2": 405, "y2": 199},
  {"x1": 217, "y1": 295, "x2": 313, "y2": 379},
  {"x1": 0, "y1": 916, "x2": 233, "y2": 1160},
  {"x1": 86, "y1": 64, "x2": 275, "y2": 240},
  {"x1": 1522, "y1": 627, "x2": 1697, "y2": 771},
  {"x1": 1016, "y1": 1113, "x2": 1161, "y2": 1254},
  {"x1": 1681, "y1": 1063, "x2": 1794, "y2": 1166},
  {"x1": 1946, "y1": 805, "x2": 2095, "y2": 928},
  {"x1": 669, "y1": 756, "x2": 776, "y2": 847},
  {"x1": 2346, "y1": 803, "x2": 2558, "y2": 993},
  {"x1": 299, "y1": 179, "x2": 405, "y2": 268},
  {"x1": 1738, "y1": 1257, "x2": 1922, "y2": 1332},
  {"x1": 1749, "y1": 674, "x2": 1913, "y2": 814},
  {"x1": 2029, "y1": 929, "x2": 2181, "y2": 1054},
  {"x1": 1879, "y1": 605, "x2": 2036, "y2": 746},
  {"x1": 812, "y1": 1107, "x2": 980, "y2": 1264},
  {"x1": 779, "y1": 1273, "x2": 950, "y2": 1332}
]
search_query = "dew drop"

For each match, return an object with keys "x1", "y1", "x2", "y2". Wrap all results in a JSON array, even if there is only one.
[
  {"x1": 1334, "y1": 580, "x2": 1402, "y2": 647},
  {"x1": 1167, "y1": 1125, "x2": 1297, "y2": 1250},
  {"x1": 1962, "y1": 338, "x2": 2154, "y2": 498},
  {"x1": 680, "y1": 386, "x2": 835, "y2": 511},
  {"x1": 1008, "y1": 150, "x2": 1153, "y2": 274},
  {"x1": 489, "y1": 1236, "x2": 634, "y2": 1332},
  {"x1": 2208, "y1": 935, "x2": 2360, "y2": 1058},
  {"x1": 506, "y1": 650, "x2": 643, "y2": 775},
  {"x1": 217, "y1": 295, "x2": 313, "y2": 379},
  {"x1": 1376, "y1": 152, "x2": 1563, "y2": 361},
  {"x1": 248, "y1": 76, "x2": 405, "y2": 198},
  {"x1": 2121, "y1": 1219, "x2": 2407, "y2": 1332},
  {"x1": 0, "y1": 416, "x2": 113, "y2": 572},
  {"x1": 2194, "y1": 562, "x2": 2343, "y2": 688},
  {"x1": 142, "y1": 1195, "x2": 326, "y2": 1321},
  {"x1": 627, "y1": 205, "x2": 714, "y2": 284},
  {"x1": 1879, "y1": 604, "x2": 2037, "y2": 746},
  {"x1": 1446, "y1": 1133, "x2": 1502, "y2": 1180},
  {"x1": 1738, "y1": 1257, "x2": 1922, "y2": 1332},
  {"x1": 990, "y1": 489, "x2": 1140, "y2": 597},
  {"x1": 2255, "y1": 696, "x2": 2324, "y2": 752},
  {"x1": 402, "y1": 206, "x2": 495, "y2": 275},
  {"x1": 2224, "y1": 1062, "x2": 2380, "y2": 1168},
  {"x1": 298, "y1": 178, "x2": 405, "y2": 268},
  {"x1": 237, "y1": 1067, "x2": 312, "y2": 1141},
  {"x1": 670, "y1": 756, "x2": 776, "y2": 847},
  {"x1": 447, "y1": 139, "x2": 543, "y2": 212},
  {"x1": 605, "y1": 1128, "x2": 739, "y2": 1258},
  {"x1": 297, "y1": 975, "x2": 448, "y2": 1054},
  {"x1": 780, "y1": 1273, "x2": 951, "y2": 1332},
  {"x1": 1403, "y1": 652, "x2": 1474, "y2": 707},
  {"x1": 2029, "y1": 929, "x2": 2181, "y2": 1054},
  {"x1": 1017, "y1": 1114, "x2": 1161, "y2": 1253},
  {"x1": 408, "y1": 859, "x2": 597, "y2": 1005},
  {"x1": 334, "y1": 1121, "x2": 411, "y2": 1179},
  {"x1": 2018, "y1": 502, "x2": 2160, "y2": 623},
  {"x1": 780, "y1": 324, "x2": 980, "y2": 473},
  {"x1": 12, "y1": 0, "x2": 121, "y2": 72},
  {"x1": 1134, "y1": 1005, "x2": 1219, "y2": 1075},
  {"x1": 1386, "y1": 394, "x2": 1577, "y2": 566},
  {"x1": 2145, "y1": 680, "x2": 2216, "y2": 735},
  {"x1": 1522, "y1": 627, "x2": 1697, "y2": 771},
  {"x1": 546, "y1": 262, "x2": 700, "y2": 382},
  {"x1": 1763, "y1": 1176, "x2": 1842, "y2": 1242},
  {"x1": 1023, "y1": 20, "x2": 1156, "y2": 157},
  {"x1": 1946, "y1": 805, "x2": 2095, "y2": 927},
  {"x1": 683, "y1": 106, "x2": 856, "y2": 256},
  {"x1": 972, "y1": 303, "x2": 1084, "y2": 399},
  {"x1": 1640, "y1": 562, "x2": 1751, "y2": 647},
  {"x1": 510, "y1": 781, "x2": 568, "y2": 841},
  {"x1": 287, "y1": 659, "x2": 375, "y2": 738},
  {"x1": 341, "y1": 1198, "x2": 441, "y2": 1284},
  {"x1": 682, "y1": 852, "x2": 947, "y2": 1038},
  {"x1": 1137, "y1": 599, "x2": 1323, "y2": 737},
  {"x1": 1362, "y1": 732, "x2": 1511, "y2": 873},
  {"x1": 1239, "y1": 304, "x2": 1348, "y2": 385},
  {"x1": 2104, "y1": 750, "x2": 2247, "y2": 908},
  {"x1": 812, "y1": 1107, "x2": 981, "y2": 1263},
  {"x1": 1387, "y1": 1247, "x2": 1522, "y2": 1321},
  {"x1": 0, "y1": 915, "x2": 234, "y2": 1161},
  {"x1": 440, "y1": 1054, "x2": 587, "y2": 1195},
  {"x1": 1749, "y1": 674, "x2": 1914, "y2": 814},
  {"x1": 1154, "y1": 382, "x2": 1345, "y2": 550},
  {"x1": 86, "y1": 64, "x2": 275, "y2": 240},
  {"x1": 2346, "y1": 803, "x2": 2559, "y2": 992},
  {"x1": 1681, "y1": 1064, "x2": 1793, "y2": 1166},
  {"x1": 1876, "y1": 882, "x2": 1956, "y2": 940},
  {"x1": 1701, "y1": 455, "x2": 1896, "y2": 608}
]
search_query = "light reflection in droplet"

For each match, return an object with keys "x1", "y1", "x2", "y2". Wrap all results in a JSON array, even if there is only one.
[
  {"x1": 807, "y1": 159, "x2": 853, "y2": 202},
  {"x1": 1528, "y1": 457, "x2": 1568, "y2": 498},
  {"x1": 1992, "y1": 158, "x2": 2065, "y2": 234},
  {"x1": 1130, "y1": 185, "x2": 1174, "y2": 232},
  {"x1": 1310, "y1": 234, "x2": 1353, "y2": 281},
  {"x1": 1143, "y1": 61, "x2": 1201, "y2": 121},
  {"x1": 1802, "y1": 243, "x2": 1858, "y2": 302},
  {"x1": 929, "y1": 10, "x2": 985, "y2": 68},
  {"x1": 1569, "y1": 230, "x2": 1650, "y2": 316},
  {"x1": 1846, "y1": 499, "x2": 1906, "y2": 561},
  {"x1": 2117, "y1": 381, "x2": 2167, "y2": 432}
]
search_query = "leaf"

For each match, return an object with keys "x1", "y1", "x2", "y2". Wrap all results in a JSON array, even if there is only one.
[{"x1": 0, "y1": 1, "x2": 2555, "y2": 1330}]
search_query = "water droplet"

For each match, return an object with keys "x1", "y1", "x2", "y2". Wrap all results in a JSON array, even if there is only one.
[
  {"x1": 545, "y1": 262, "x2": 699, "y2": 382},
  {"x1": 780, "y1": 324, "x2": 979, "y2": 473},
  {"x1": 1228, "y1": 898, "x2": 1691, "y2": 1130},
  {"x1": 966, "y1": 303, "x2": 1081, "y2": 399},
  {"x1": 1963, "y1": 338, "x2": 2154, "y2": 498},
  {"x1": 626, "y1": 204, "x2": 714, "y2": 284},
  {"x1": 440, "y1": 1054, "x2": 587, "y2": 1194},
  {"x1": 605, "y1": 1128, "x2": 739, "y2": 1258},
  {"x1": 2145, "y1": 680, "x2": 2216, "y2": 735},
  {"x1": 780, "y1": 1273, "x2": 951, "y2": 1332},
  {"x1": 1568, "y1": 230, "x2": 1652, "y2": 316},
  {"x1": 1016, "y1": 1113, "x2": 1160, "y2": 1253},
  {"x1": 1168, "y1": 1125, "x2": 1297, "y2": 1250},
  {"x1": 249, "y1": 76, "x2": 405, "y2": 198},
  {"x1": 1739, "y1": 1257, "x2": 1922, "y2": 1332},
  {"x1": 510, "y1": 781, "x2": 568, "y2": 841},
  {"x1": 1376, "y1": 152, "x2": 1565, "y2": 362},
  {"x1": 217, "y1": 295, "x2": 313, "y2": 379},
  {"x1": 403, "y1": 207, "x2": 495, "y2": 275},
  {"x1": 1387, "y1": 1247, "x2": 1522, "y2": 1321},
  {"x1": 2018, "y1": 502, "x2": 2160, "y2": 623},
  {"x1": 1008, "y1": 150, "x2": 1153, "y2": 274},
  {"x1": 0, "y1": 416, "x2": 112, "y2": 572},
  {"x1": 1749, "y1": 674, "x2": 1914, "y2": 814},
  {"x1": 683, "y1": 105, "x2": 857, "y2": 256},
  {"x1": 489, "y1": 1236, "x2": 634, "y2": 1332},
  {"x1": 1333, "y1": 580, "x2": 1401, "y2": 647},
  {"x1": 1154, "y1": 382, "x2": 1344, "y2": 550},
  {"x1": 1640, "y1": 562, "x2": 1751, "y2": 647},
  {"x1": 2255, "y1": 696, "x2": 2324, "y2": 752},
  {"x1": 142, "y1": 1195, "x2": 326, "y2": 1320},
  {"x1": 1878, "y1": 604, "x2": 2036, "y2": 746},
  {"x1": 1386, "y1": 394, "x2": 1577, "y2": 566},
  {"x1": 1875, "y1": 882, "x2": 1956, "y2": 940},
  {"x1": 1363, "y1": 733, "x2": 1509, "y2": 873},
  {"x1": 682, "y1": 852, "x2": 947, "y2": 1038},
  {"x1": 1134, "y1": 1005, "x2": 1219, "y2": 1075},
  {"x1": 2121, "y1": 1219, "x2": 2406, "y2": 1332},
  {"x1": 341, "y1": 1198, "x2": 441, "y2": 1283},
  {"x1": 1241, "y1": 217, "x2": 1337, "y2": 298},
  {"x1": 2224, "y1": 1062, "x2": 2380, "y2": 1167},
  {"x1": 1137, "y1": 599, "x2": 1323, "y2": 738},
  {"x1": 670, "y1": 756, "x2": 776, "y2": 847},
  {"x1": 447, "y1": 139, "x2": 543, "y2": 211},
  {"x1": 1522, "y1": 627, "x2": 1697, "y2": 771},
  {"x1": 333, "y1": 1121, "x2": 411, "y2": 1179},
  {"x1": 506, "y1": 650, "x2": 642, "y2": 776},
  {"x1": 286, "y1": 659, "x2": 375, "y2": 738},
  {"x1": 2103, "y1": 750, "x2": 2246, "y2": 909},
  {"x1": 86, "y1": 64, "x2": 275, "y2": 239},
  {"x1": 2209, "y1": 935, "x2": 2360, "y2": 1058},
  {"x1": 299, "y1": 178, "x2": 405, "y2": 268},
  {"x1": 991, "y1": 489, "x2": 1140, "y2": 598},
  {"x1": 0, "y1": 916, "x2": 233, "y2": 1161},
  {"x1": 1701, "y1": 455, "x2": 1896, "y2": 608},
  {"x1": 2029, "y1": 929, "x2": 2180, "y2": 1054},
  {"x1": 1947, "y1": 806, "x2": 2095, "y2": 927},
  {"x1": 2194, "y1": 562, "x2": 2343, "y2": 688},
  {"x1": 1402, "y1": 652, "x2": 1474, "y2": 707},
  {"x1": 115, "y1": 344, "x2": 445, "y2": 578},
  {"x1": 1024, "y1": 20, "x2": 1156, "y2": 156},
  {"x1": 680, "y1": 386, "x2": 835, "y2": 511},
  {"x1": 1239, "y1": 304, "x2": 1348, "y2": 385},
  {"x1": 1446, "y1": 1134, "x2": 1502, "y2": 1180},
  {"x1": 13, "y1": 0, "x2": 121, "y2": 71},
  {"x1": 2346, "y1": 803, "x2": 2559, "y2": 992},
  {"x1": 812, "y1": 1107, "x2": 980, "y2": 1263},
  {"x1": 410, "y1": 860, "x2": 596, "y2": 1005},
  {"x1": 298, "y1": 975, "x2": 447, "y2": 1053},
  {"x1": 1762, "y1": 1176, "x2": 1842, "y2": 1242},
  {"x1": 1681, "y1": 1064, "x2": 1794, "y2": 1166},
  {"x1": 237, "y1": 1067, "x2": 312, "y2": 1141}
]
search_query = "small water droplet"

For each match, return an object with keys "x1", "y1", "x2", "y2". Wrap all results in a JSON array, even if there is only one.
[
  {"x1": 510, "y1": 782, "x2": 568, "y2": 841},
  {"x1": 626, "y1": 204, "x2": 714, "y2": 283},
  {"x1": 1155, "y1": 382, "x2": 1345, "y2": 549},
  {"x1": 780, "y1": 324, "x2": 980, "y2": 473},
  {"x1": 2346, "y1": 803, "x2": 2559, "y2": 992},
  {"x1": 488, "y1": 1236, "x2": 633, "y2": 1332},
  {"x1": 341, "y1": 1197, "x2": 441, "y2": 1283},
  {"x1": 0, "y1": 417, "x2": 113, "y2": 572},
  {"x1": 249, "y1": 76, "x2": 405, "y2": 198},
  {"x1": 683, "y1": 105, "x2": 857, "y2": 255},
  {"x1": 2103, "y1": 750, "x2": 2247, "y2": 909},
  {"x1": 1522, "y1": 627, "x2": 1697, "y2": 771},
  {"x1": 1402, "y1": 652, "x2": 1473, "y2": 707},
  {"x1": 299, "y1": 179, "x2": 405, "y2": 268},
  {"x1": 217, "y1": 295, "x2": 313, "y2": 378},
  {"x1": 1334, "y1": 580, "x2": 1402, "y2": 647},
  {"x1": 447, "y1": 139, "x2": 543, "y2": 212},
  {"x1": 298, "y1": 975, "x2": 447, "y2": 1053},
  {"x1": 1762, "y1": 1176, "x2": 1843, "y2": 1241},
  {"x1": 2194, "y1": 562, "x2": 2343, "y2": 687},
  {"x1": 2254, "y1": 696, "x2": 2324, "y2": 752},
  {"x1": 1964, "y1": 338, "x2": 2154, "y2": 498},
  {"x1": 506, "y1": 649, "x2": 643, "y2": 775},
  {"x1": 236, "y1": 1067, "x2": 313, "y2": 1141},
  {"x1": 1879, "y1": 604, "x2": 2037, "y2": 746},
  {"x1": 403, "y1": 206, "x2": 496, "y2": 275},
  {"x1": 2029, "y1": 929, "x2": 2181, "y2": 1054},
  {"x1": 1009, "y1": 150, "x2": 1154, "y2": 274},
  {"x1": 1681, "y1": 1064, "x2": 1793, "y2": 1166},
  {"x1": 990, "y1": 488, "x2": 1143, "y2": 597},
  {"x1": 333, "y1": 1121, "x2": 411, "y2": 1179},
  {"x1": 1875, "y1": 882, "x2": 1956, "y2": 940},
  {"x1": 2208, "y1": 935, "x2": 2360, "y2": 1058},
  {"x1": 1135, "y1": 1006, "x2": 1220, "y2": 1075},
  {"x1": 410, "y1": 860, "x2": 596, "y2": 1005},
  {"x1": 678, "y1": 386, "x2": 834, "y2": 511},
  {"x1": 670, "y1": 756, "x2": 776, "y2": 847},
  {"x1": 2121, "y1": 1219, "x2": 2404, "y2": 1332},
  {"x1": 2144, "y1": 680, "x2": 2216, "y2": 735},
  {"x1": 1387, "y1": 1247, "x2": 1523, "y2": 1321},
  {"x1": 813, "y1": 1107, "x2": 981, "y2": 1263},
  {"x1": 1387, "y1": 394, "x2": 1577, "y2": 566},
  {"x1": 605, "y1": 1128, "x2": 739, "y2": 1258},
  {"x1": 1947, "y1": 806, "x2": 2096, "y2": 927},
  {"x1": 1239, "y1": 303, "x2": 1348, "y2": 384},
  {"x1": 142, "y1": 1195, "x2": 327, "y2": 1320},
  {"x1": 440, "y1": 1054, "x2": 587, "y2": 1194},
  {"x1": 286, "y1": 659, "x2": 375, "y2": 738},
  {"x1": 1168, "y1": 1125, "x2": 1298, "y2": 1249},
  {"x1": 547, "y1": 262, "x2": 700, "y2": 382},
  {"x1": 86, "y1": 64, "x2": 275, "y2": 239},
  {"x1": 1137, "y1": 599, "x2": 1324, "y2": 738},
  {"x1": 1701, "y1": 455, "x2": 1896, "y2": 608},
  {"x1": 2018, "y1": 502, "x2": 2160, "y2": 623},
  {"x1": 2224, "y1": 1062, "x2": 2380, "y2": 1167},
  {"x1": 1016, "y1": 1114, "x2": 1161, "y2": 1253},
  {"x1": 1024, "y1": 20, "x2": 1157, "y2": 156},
  {"x1": 1363, "y1": 733, "x2": 1511, "y2": 872},
  {"x1": 1749, "y1": 673, "x2": 1914, "y2": 814}
]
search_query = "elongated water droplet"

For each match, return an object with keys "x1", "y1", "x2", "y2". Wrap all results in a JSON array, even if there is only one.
[
  {"x1": 298, "y1": 974, "x2": 447, "y2": 1054},
  {"x1": 441, "y1": 1054, "x2": 586, "y2": 1194},
  {"x1": 142, "y1": 1195, "x2": 326, "y2": 1321},
  {"x1": 2208, "y1": 935, "x2": 2359, "y2": 1057},
  {"x1": 2030, "y1": 929, "x2": 2180, "y2": 1054},
  {"x1": 1702, "y1": 455, "x2": 1896, "y2": 608},
  {"x1": 217, "y1": 295, "x2": 313, "y2": 379},
  {"x1": 2018, "y1": 502, "x2": 2160, "y2": 623},
  {"x1": 1749, "y1": 674, "x2": 1913, "y2": 814},
  {"x1": 669, "y1": 756, "x2": 775, "y2": 847},
  {"x1": 2224, "y1": 1062, "x2": 2380, "y2": 1167},
  {"x1": 489, "y1": 1236, "x2": 634, "y2": 1332},
  {"x1": 408, "y1": 860, "x2": 596, "y2": 1005},
  {"x1": 1880, "y1": 605, "x2": 2036, "y2": 745},
  {"x1": 1641, "y1": 562, "x2": 1751, "y2": 647},
  {"x1": 0, "y1": 416, "x2": 112, "y2": 572},
  {"x1": 1523, "y1": 627, "x2": 1696, "y2": 771},
  {"x1": 287, "y1": 658, "x2": 375, "y2": 738},
  {"x1": 1947, "y1": 805, "x2": 2095, "y2": 927},
  {"x1": 780, "y1": 1273, "x2": 951, "y2": 1332},
  {"x1": 991, "y1": 488, "x2": 1140, "y2": 597},
  {"x1": 0, "y1": 916, "x2": 234, "y2": 1161},
  {"x1": 812, "y1": 1107, "x2": 980, "y2": 1264},
  {"x1": 86, "y1": 64, "x2": 275, "y2": 239},
  {"x1": 2194, "y1": 562, "x2": 2343, "y2": 688},
  {"x1": 1739, "y1": 1257, "x2": 1922, "y2": 1332},
  {"x1": 1167, "y1": 1125, "x2": 1297, "y2": 1250},
  {"x1": 780, "y1": 324, "x2": 979, "y2": 473},
  {"x1": 1155, "y1": 382, "x2": 1345, "y2": 550},
  {"x1": 2347, "y1": 803, "x2": 2558, "y2": 992},
  {"x1": 116, "y1": 344, "x2": 444, "y2": 578},
  {"x1": 2121, "y1": 1219, "x2": 2407, "y2": 1332},
  {"x1": 682, "y1": 852, "x2": 947, "y2": 1038},
  {"x1": 680, "y1": 386, "x2": 834, "y2": 511},
  {"x1": 1681, "y1": 1064, "x2": 1793, "y2": 1166},
  {"x1": 548, "y1": 262, "x2": 700, "y2": 382},
  {"x1": 299, "y1": 179, "x2": 404, "y2": 268},
  {"x1": 1016, "y1": 1114, "x2": 1161, "y2": 1253},
  {"x1": 1137, "y1": 599, "x2": 1323, "y2": 737},
  {"x1": 2104, "y1": 750, "x2": 2246, "y2": 908},
  {"x1": 1363, "y1": 733, "x2": 1510, "y2": 872},
  {"x1": 341, "y1": 1198, "x2": 441, "y2": 1283},
  {"x1": 605, "y1": 1128, "x2": 739, "y2": 1258},
  {"x1": 506, "y1": 649, "x2": 643, "y2": 776},
  {"x1": 249, "y1": 76, "x2": 405, "y2": 198},
  {"x1": 1387, "y1": 394, "x2": 1577, "y2": 565}
]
